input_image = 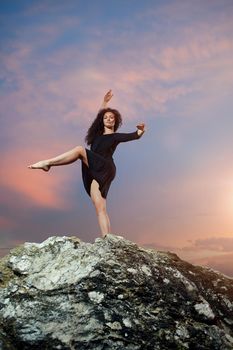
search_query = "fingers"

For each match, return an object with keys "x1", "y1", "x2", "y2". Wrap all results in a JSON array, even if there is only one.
[
  {"x1": 106, "y1": 89, "x2": 113, "y2": 95},
  {"x1": 107, "y1": 89, "x2": 113, "y2": 98},
  {"x1": 136, "y1": 123, "x2": 146, "y2": 132},
  {"x1": 136, "y1": 123, "x2": 145, "y2": 128},
  {"x1": 104, "y1": 89, "x2": 113, "y2": 102}
]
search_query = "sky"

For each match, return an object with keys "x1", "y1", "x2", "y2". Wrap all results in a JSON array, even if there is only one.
[{"x1": 0, "y1": 0, "x2": 233, "y2": 277}]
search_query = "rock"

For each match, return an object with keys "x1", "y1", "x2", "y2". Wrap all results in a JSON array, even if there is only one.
[
  {"x1": 0, "y1": 234, "x2": 233, "y2": 349},
  {"x1": 0, "y1": 329, "x2": 17, "y2": 350}
]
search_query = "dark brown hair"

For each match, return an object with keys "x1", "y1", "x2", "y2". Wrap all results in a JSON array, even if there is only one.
[{"x1": 85, "y1": 108, "x2": 122, "y2": 145}]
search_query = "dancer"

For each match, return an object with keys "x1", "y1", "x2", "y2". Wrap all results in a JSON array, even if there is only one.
[{"x1": 28, "y1": 90, "x2": 146, "y2": 237}]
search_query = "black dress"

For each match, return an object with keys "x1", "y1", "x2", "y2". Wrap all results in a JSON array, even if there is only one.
[{"x1": 81, "y1": 131, "x2": 142, "y2": 199}]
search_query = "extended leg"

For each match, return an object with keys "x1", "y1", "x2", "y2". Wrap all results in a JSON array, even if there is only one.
[
  {"x1": 28, "y1": 146, "x2": 88, "y2": 171},
  {"x1": 90, "y1": 179, "x2": 111, "y2": 237}
]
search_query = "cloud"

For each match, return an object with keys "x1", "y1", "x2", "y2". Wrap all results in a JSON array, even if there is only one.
[
  {"x1": 0, "y1": 147, "x2": 75, "y2": 210},
  {"x1": 182, "y1": 237, "x2": 233, "y2": 253},
  {"x1": 2, "y1": 0, "x2": 233, "y2": 132},
  {"x1": 1, "y1": 3, "x2": 232, "y2": 167},
  {"x1": 141, "y1": 237, "x2": 233, "y2": 278},
  {"x1": 189, "y1": 252, "x2": 233, "y2": 278}
]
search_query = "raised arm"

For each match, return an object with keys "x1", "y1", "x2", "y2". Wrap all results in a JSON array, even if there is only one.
[{"x1": 100, "y1": 89, "x2": 113, "y2": 110}]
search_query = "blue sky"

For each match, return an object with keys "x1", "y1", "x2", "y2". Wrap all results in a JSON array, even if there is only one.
[{"x1": 1, "y1": 0, "x2": 233, "y2": 277}]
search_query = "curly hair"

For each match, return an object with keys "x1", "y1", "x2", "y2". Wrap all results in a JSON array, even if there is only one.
[{"x1": 85, "y1": 108, "x2": 122, "y2": 145}]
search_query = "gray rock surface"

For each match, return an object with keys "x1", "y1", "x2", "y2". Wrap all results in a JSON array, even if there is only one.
[{"x1": 0, "y1": 234, "x2": 233, "y2": 350}]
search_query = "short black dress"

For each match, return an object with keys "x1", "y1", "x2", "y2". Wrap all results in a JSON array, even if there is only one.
[{"x1": 81, "y1": 131, "x2": 142, "y2": 199}]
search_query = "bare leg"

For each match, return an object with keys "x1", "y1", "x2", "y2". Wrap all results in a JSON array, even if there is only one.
[
  {"x1": 28, "y1": 146, "x2": 88, "y2": 171},
  {"x1": 90, "y1": 180, "x2": 111, "y2": 237}
]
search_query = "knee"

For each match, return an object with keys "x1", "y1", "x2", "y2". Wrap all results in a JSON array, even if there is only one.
[
  {"x1": 74, "y1": 146, "x2": 86, "y2": 160},
  {"x1": 75, "y1": 146, "x2": 84, "y2": 154},
  {"x1": 96, "y1": 208, "x2": 107, "y2": 216},
  {"x1": 93, "y1": 200, "x2": 106, "y2": 215}
]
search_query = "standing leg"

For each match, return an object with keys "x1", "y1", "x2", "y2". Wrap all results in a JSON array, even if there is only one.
[
  {"x1": 28, "y1": 146, "x2": 88, "y2": 171},
  {"x1": 90, "y1": 180, "x2": 111, "y2": 237}
]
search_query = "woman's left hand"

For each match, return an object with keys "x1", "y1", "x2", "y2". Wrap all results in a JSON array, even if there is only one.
[{"x1": 136, "y1": 123, "x2": 146, "y2": 136}]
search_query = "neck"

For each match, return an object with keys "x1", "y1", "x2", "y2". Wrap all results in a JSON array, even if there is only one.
[{"x1": 103, "y1": 127, "x2": 114, "y2": 135}]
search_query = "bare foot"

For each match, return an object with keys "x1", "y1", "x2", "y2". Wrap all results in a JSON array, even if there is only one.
[{"x1": 27, "y1": 161, "x2": 51, "y2": 172}]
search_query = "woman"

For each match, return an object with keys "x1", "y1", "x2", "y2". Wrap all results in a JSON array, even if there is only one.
[{"x1": 28, "y1": 90, "x2": 146, "y2": 237}]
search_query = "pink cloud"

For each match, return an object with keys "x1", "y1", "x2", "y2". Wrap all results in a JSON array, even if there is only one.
[
  {"x1": 141, "y1": 237, "x2": 233, "y2": 277},
  {"x1": 0, "y1": 148, "x2": 75, "y2": 210},
  {"x1": 2, "y1": 8, "x2": 233, "y2": 137},
  {"x1": 160, "y1": 36, "x2": 233, "y2": 69},
  {"x1": 126, "y1": 154, "x2": 233, "y2": 249},
  {"x1": 182, "y1": 237, "x2": 233, "y2": 253},
  {"x1": 186, "y1": 252, "x2": 233, "y2": 278}
]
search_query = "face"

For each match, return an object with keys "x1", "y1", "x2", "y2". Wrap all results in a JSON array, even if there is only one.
[{"x1": 103, "y1": 111, "x2": 115, "y2": 128}]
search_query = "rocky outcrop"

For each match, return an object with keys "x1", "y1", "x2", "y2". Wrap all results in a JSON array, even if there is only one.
[{"x1": 0, "y1": 234, "x2": 233, "y2": 350}]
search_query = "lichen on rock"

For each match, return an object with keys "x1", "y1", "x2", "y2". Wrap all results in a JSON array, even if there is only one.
[{"x1": 0, "y1": 234, "x2": 233, "y2": 349}]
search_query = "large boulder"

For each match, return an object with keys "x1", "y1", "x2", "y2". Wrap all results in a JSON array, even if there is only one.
[{"x1": 0, "y1": 234, "x2": 232, "y2": 349}]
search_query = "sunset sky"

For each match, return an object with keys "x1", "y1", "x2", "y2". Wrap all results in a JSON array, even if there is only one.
[{"x1": 1, "y1": 0, "x2": 233, "y2": 277}]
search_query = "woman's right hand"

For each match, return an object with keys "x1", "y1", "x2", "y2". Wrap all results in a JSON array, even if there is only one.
[
  {"x1": 103, "y1": 89, "x2": 113, "y2": 104},
  {"x1": 100, "y1": 89, "x2": 113, "y2": 110}
]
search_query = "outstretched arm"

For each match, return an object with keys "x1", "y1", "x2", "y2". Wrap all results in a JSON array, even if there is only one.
[
  {"x1": 100, "y1": 89, "x2": 113, "y2": 110},
  {"x1": 114, "y1": 124, "x2": 146, "y2": 143}
]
